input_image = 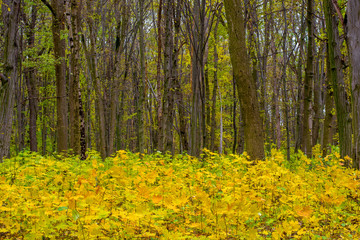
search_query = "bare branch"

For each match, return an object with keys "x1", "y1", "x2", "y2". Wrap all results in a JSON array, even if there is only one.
[{"x1": 40, "y1": 0, "x2": 57, "y2": 18}]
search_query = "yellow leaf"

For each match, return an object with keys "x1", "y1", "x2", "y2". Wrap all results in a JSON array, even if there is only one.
[
  {"x1": 247, "y1": 227, "x2": 257, "y2": 239},
  {"x1": 8, "y1": 7, "x2": 11, "y2": 12},
  {"x1": 92, "y1": 159, "x2": 98, "y2": 168},
  {"x1": 68, "y1": 198, "x2": 76, "y2": 210},
  {"x1": 152, "y1": 195, "x2": 163, "y2": 204},
  {"x1": 88, "y1": 223, "x2": 101, "y2": 236},
  {"x1": 295, "y1": 206, "x2": 313, "y2": 218}
]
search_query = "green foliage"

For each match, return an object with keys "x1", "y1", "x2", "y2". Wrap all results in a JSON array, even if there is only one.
[{"x1": 0, "y1": 149, "x2": 359, "y2": 239}]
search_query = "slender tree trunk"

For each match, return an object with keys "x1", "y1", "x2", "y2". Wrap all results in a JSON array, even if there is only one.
[
  {"x1": 185, "y1": 0, "x2": 211, "y2": 157},
  {"x1": 109, "y1": 2, "x2": 129, "y2": 156},
  {"x1": 302, "y1": 0, "x2": 314, "y2": 157},
  {"x1": 173, "y1": 0, "x2": 188, "y2": 153},
  {"x1": 232, "y1": 75, "x2": 237, "y2": 154},
  {"x1": 44, "y1": 0, "x2": 69, "y2": 154},
  {"x1": 0, "y1": 0, "x2": 21, "y2": 161},
  {"x1": 42, "y1": 75, "x2": 48, "y2": 155},
  {"x1": 224, "y1": 0, "x2": 265, "y2": 160},
  {"x1": 69, "y1": 0, "x2": 82, "y2": 155},
  {"x1": 137, "y1": 0, "x2": 146, "y2": 153},
  {"x1": 312, "y1": 49, "x2": 322, "y2": 147},
  {"x1": 24, "y1": 5, "x2": 38, "y2": 152},
  {"x1": 294, "y1": 0, "x2": 306, "y2": 153},
  {"x1": 155, "y1": 0, "x2": 163, "y2": 151},
  {"x1": 323, "y1": 45, "x2": 335, "y2": 156},
  {"x1": 161, "y1": 0, "x2": 175, "y2": 153},
  {"x1": 282, "y1": 0, "x2": 290, "y2": 161},
  {"x1": 82, "y1": 0, "x2": 106, "y2": 158},
  {"x1": 210, "y1": 14, "x2": 220, "y2": 152},
  {"x1": 347, "y1": 0, "x2": 360, "y2": 168}
]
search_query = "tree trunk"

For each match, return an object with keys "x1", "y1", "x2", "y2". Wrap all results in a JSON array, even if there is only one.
[
  {"x1": 302, "y1": 0, "x2": 314, "y2": 157},
  {"x1": 323, "y1": 0, "x2": 352, "y2": 161},
  {"x1": 137, "y1": 0, "x2": 146, "y2": 153},
  {"x1": 109, "y1": 2, "x2": 129, "y2": 156},
  {"x1": 82, "y1": 0, "x2": 106, "y2": 158},
  {"x1": 294, "y1": 2, "x2": 306, "y2": 153},
  {"x1": 45, "y1": 0, "x2": 69, "y2": 154},
  {"x1": 160, "y1": 0, "x2": 175, "y2": 153},
  {"x1": 347, "y1": 0, "x2": 360, "y2": 168},
  {"x1": 312, "y1": 50, "x2": 322, "y2": 147},
  {"x1": 224, "y1": 0, "x2": 265, "y2": 160},
  {"x1": 282, "y1": 0, "x2": 290, "y2": 161},
  {"x1": 185, "y1": 0, "x2": 210, "y2": 157},
  {"x1": 210, "y1": 14, "x2": 220, "y2": 152},
  {"x1": 0, "y1": 0, "x2": 21, "y2": 161},
  {"x1": 24, "y1": 5, "x2": 38, "y2": 152},
  {"x1": 69, "y1": 0, "x2": 82, "y2": 155},
  {"x1": 322, "y1": 45, "x2": 335, "y2": 156},
  {"x1": 173, "y1": 0, "x2": 188, "y2": 153}
]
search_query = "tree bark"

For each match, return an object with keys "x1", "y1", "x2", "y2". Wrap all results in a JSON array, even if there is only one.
[
  {"x1": 302, "y1": 0, "x2": 314, "y2": 157},
  {"x1": 0, "y1": 0, "x2": 21, "y2": 161},
  {"x1": 24, "y1": 4, "x2": 38, "y2": 152},
  {"x1": 137, "y1": 0, "x2": 146, "y2": 153},
  {"x1": 69, "y1": 0, "x2": 82, "y2": 155},
  {"x1": 173, "y1": 0, "x2": 188, "y2": 153},
  {"x1": 210, "y1": 13, "x2": 220, "y2": 152},
  {"x1": 159, "y1": 0, "x2": 175, "y2": 153},
  {"x1": 322, "y1": 44, "x2": 335, "y2": 156},
  {"x1": 48, "y1": 0, "x2": 68, "y2": 154},
  {"x1": 82, "y1": 0, "x2": 106, "y2": 159},
  {"x1": 347, "y1": 0, "x2": 360, "y2": 168},
  {"x1": 224, "y1": 0, "x2": 265, "y2": 160},
  {"x1": 109, "y1": 2, "x2": 129, "y2": 156},
  {"x1": 323, "y1": 0, "x2": 352, "y2": 161},
  {"x1": 282, "y1": 0, "x2": 290, "y2": 161}
]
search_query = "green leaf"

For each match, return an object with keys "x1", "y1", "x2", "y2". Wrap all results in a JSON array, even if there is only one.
[
  {"x1": 57, "y1": 206, "x2": 68, "y2": 211},
  {"x1": 72, "y1": 209, "x2": 80, "y2": 221}
]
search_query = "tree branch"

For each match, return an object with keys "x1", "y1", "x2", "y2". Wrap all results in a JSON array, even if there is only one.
[
  {"x1": 0, "y1": 73, "x2": 9, "y2": 86},
  {"x1": 332, "y1": 0, "x2": 344, "y2": 29},
  {"x1": 40, "y1": 0, "x2": 57, "y2": 18}
]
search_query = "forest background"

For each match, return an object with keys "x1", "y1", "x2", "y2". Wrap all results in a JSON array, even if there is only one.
[{"x1": 1, "y1": 0, "x2": 360, "y2": 168}]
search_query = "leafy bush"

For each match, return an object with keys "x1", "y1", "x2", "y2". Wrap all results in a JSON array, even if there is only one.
[{"x1": 0, "y1": 149, "x2": 359, "y2": 239}]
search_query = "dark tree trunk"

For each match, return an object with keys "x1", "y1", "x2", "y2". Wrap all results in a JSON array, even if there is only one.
[
  {"x1": 24, "y1": 5, "x2": 38, "y2": 152},
  {"x1": 43, "y1": 0, "x2": 69, "y2": 154},
  {"x1": 173, "y1": 0, "x2": 188, "y2": 153},
  {"x1": 323, "y1": 0, "x2": 352, "y2": 162},
  {"x1": 294, "y1": 0, "x2": 306, "y2": 154},
  {"x1": 69, "y1": 0, "x2": 82, "y2": 155},
  {"x1": 322, "y1": 45, "x2": 335, "y2": 156},
  {"x1": 302, "y1": 0, "x2": 314, "y2": 157},
  {"x1": 137, "y1": 0, "x2": 146, "y2": 153},
  {"x1": 0, "y1": 0, "x2": 21, "y2": 161},
  {"x1": 210, "y1": 13, "x2": 220, "y2": 152},
  {"x1": 282, "y1": 0, "x2": 290, "y2": 161}
]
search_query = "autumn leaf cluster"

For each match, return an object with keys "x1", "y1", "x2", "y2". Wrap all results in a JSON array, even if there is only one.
[{"x1": 0, "y1": 147, "x2": 359, "y2": 239}]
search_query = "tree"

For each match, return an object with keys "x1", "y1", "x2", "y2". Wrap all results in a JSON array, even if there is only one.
[
  {"x1": 323, "y1": 0, "x2": 352, "y2": 161},
  {"x1": 23, "y1": 2, "x2": 38, "y2": 152},
  {"x1": 347, "y1": 0, "x2": 360, "y2": 168},
  {"x1": 224, "y1": 0, "x2": 265, "y2": 160},
  {"x1": 69, "y1": 0, "x2": 82, "y2": 156},
  {"x1": 302, "y1": 0, "x2": 315, "y2": 157},
  {"x1": 41, "y1": 0, "x2": 68, "y2": 153},
  {"x1": 137, "y1": 0, "x2": 146, "y2": 153},
  {"x1": 0, "y1": 0, "x2": 21, "y2": 162}
]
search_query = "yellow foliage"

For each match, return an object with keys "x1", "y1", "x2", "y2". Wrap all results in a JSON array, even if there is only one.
[{"x1": 0, "y1": 149, "x2": 359, "y2": 239}]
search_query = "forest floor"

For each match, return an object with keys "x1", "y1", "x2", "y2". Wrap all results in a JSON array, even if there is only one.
[{"x1": 0, "y1": 147, "x2": 359, "y2": 239}]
